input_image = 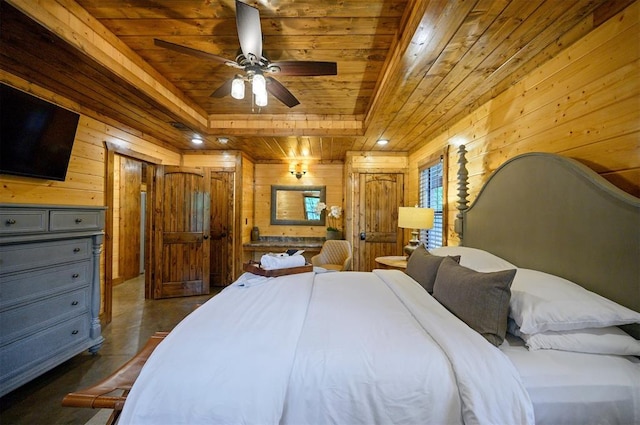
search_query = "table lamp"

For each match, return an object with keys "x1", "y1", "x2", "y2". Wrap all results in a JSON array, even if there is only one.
[{"x1": 398, "y1": 206, "x2": 434, "y2": 256}]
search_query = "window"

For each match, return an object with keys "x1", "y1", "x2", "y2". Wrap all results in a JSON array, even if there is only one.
[
  {"x1": 304, "y1": 196, "x2": 321, "y2": 220},
  {"x1": 419, "y1": 158, "x2": 443, "y2": 249}
]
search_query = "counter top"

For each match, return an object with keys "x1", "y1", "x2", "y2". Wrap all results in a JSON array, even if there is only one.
[{"x1": 243, "y1": 237, "x2": 324, "y2": 251}]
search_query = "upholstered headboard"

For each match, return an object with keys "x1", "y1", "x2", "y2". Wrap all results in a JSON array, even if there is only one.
[{"x1": 455, "y1": 147, "x2": 640, "y2": 337}]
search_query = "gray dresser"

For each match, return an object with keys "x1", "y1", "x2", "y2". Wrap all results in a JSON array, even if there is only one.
[{"x1": 0, "y1": 204, "x2": 105, "y2": 397}]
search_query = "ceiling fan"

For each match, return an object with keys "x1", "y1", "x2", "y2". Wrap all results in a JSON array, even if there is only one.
[{"x1": 154, "y1": 0, "x2": 337, "y2": 108}]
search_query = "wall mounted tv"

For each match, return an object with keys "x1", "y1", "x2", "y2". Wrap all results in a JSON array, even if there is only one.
[{"x1": 0, "y1": 83, "x2": 80, "y2": 181}]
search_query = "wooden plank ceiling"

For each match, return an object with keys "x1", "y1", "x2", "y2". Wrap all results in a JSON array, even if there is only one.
[{"x1": 0, "y1": 0, "x2": 623, "y2": 162}]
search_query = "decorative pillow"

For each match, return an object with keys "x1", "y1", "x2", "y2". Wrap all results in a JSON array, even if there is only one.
[
  {"x1": 404, "y1": 245, "x2": 460, "y2": 293},
  {"x1": 510, "y1": 268, "x2": 640, "y2": 335},
  {"x1": 508, "y1": 320, "x2": 640, "y2": 355},
  {"x1": 433, "y1": 257, "x2": 517, "y2": 346},
  {"x1": 429, "y1": 246, "x2": 516, "y2": 272}
]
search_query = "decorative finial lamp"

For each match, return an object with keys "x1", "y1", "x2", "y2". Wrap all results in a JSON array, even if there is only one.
[{"x1": 398, "y1": 206, "x2": 434, "y2": 256}]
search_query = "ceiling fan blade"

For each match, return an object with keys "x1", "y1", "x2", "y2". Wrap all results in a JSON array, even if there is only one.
[
  {"x1": 210, "y1": 79, "x2": 233, "y2": 98},
  {"x1": 235, "y1": 0, "x2": 263, "y2": 62},
  {"x1": 270, "y1": 61, "x2": 338, "y2": 76},
  {"x1": 266, "y1": 77, "x2": 300, "y2": 108},
  {"x1": 154, "y1": 38, "x2": 231, "y2": 64}
]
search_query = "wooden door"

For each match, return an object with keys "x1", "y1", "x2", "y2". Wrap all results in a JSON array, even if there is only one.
[
  {"x1": 209, "y1": 171, "x2": 233, "y2": 287},
  {"x1": 357, "y1": 173, "x2": 404, "y2": 271},
  {"x1": 150, "y1": 166, "x2": 210, "y2": 299}
]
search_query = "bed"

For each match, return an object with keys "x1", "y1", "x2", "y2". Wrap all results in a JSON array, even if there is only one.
[{"x1": 117, "y1": 149, "x2": 640, "y2": 425}]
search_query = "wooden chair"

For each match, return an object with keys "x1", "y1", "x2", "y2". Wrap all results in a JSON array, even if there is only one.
[
  {"x1": 311, "y1": 240, "x2": 353, "y2": 271},
  {"x1": 61, "y1": 331, "x2": 168, "y2": 425}
]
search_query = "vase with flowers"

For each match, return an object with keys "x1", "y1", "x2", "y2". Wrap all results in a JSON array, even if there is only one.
[{"x1": 315, "y1": 202, "x2": 343, "y2": 240}]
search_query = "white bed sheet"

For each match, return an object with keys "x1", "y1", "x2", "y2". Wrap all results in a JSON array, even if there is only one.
[
  {"x1": 281, "y1": 271, "x2": 462, "y2": 424},
  {"x1": 501, "y1": 334, "x2": 640, "y2": 425},
  {"x1": 119, "y1": 272, "x2": 316, "y2": 424},
  {"x1": 119, "y1": 270, "x2": 534, "y2": 425}
]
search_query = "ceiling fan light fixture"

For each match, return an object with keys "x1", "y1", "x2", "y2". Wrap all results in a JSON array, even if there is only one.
[
  {"x1": 252, "y1": 73, "x2": 266, "y2": 96},
  {"x1": 231, "y1": 77, "x2": 245, "y2": 100},
  {"x1": 154, "y1": 0, "x2": 337, "y2": 109},
  {"x1": 255, "y1": 90, "x2": 268, "y2": 107}
]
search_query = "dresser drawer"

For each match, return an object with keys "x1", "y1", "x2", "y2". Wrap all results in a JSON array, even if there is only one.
[
  {"x1": 0, "y1": 288, "x2": 89, "y2": 345},
  {"x1": 0, "y1": 261, "x2": 90, "y2": 308},
  {"x1": 0, "y1": 209, "x2": 47, "y2": 235},
  {"x1": 0, "y1": 315, "x2": 90, "y2": 380},
  {"x1": 0, "y1": 238, "x2": 91, "y2": 274},
  {"x1": 50, "y1": 210, "x2": 103, "y2": 232}
]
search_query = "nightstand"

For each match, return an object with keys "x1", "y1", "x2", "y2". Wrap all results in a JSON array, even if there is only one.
[{"x1": 375, "y1": 255, "x2": 408, "y2": 270}]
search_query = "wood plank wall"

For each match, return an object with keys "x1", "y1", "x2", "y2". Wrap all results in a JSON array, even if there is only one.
[
  {"x1": 254, "y1": 163, "x2": 344, "y2": 237},
  {"x1": 118, "y1": 156, "x2": 142, "y2": 282},
  {"x1": 0, "y1": 73, "x2": 182, "y2": 310},
  {"x1": 241, "y1": 155, "x2": 255, "y2": 265},
  {"x1": 407, "y1": 2, "x2": 639, "y2": 246}
]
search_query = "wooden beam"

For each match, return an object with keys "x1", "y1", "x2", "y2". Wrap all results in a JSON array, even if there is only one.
[
  {"x1": 6, "y1": 0, "x2": 208, "y2": 130},
  {"x1": 208, "y1": 114, "x2": 364, "y2": 136}
]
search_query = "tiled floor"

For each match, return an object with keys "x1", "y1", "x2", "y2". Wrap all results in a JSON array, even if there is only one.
[{"x1": 0, "y1": 275, "x2": 218, "y2": 425}]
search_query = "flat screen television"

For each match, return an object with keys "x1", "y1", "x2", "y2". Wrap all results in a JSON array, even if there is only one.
[{"x1": 0, "y1": 83, "x2": 80, "y2": 181}]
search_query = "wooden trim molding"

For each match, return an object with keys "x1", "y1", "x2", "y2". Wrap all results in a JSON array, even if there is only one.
[
  {"x1": 103, "y1": 148, "x2": 114, "y2": 323},
  {"x1": 104, "y1": 141, "x2": 163, "y2": 165}
]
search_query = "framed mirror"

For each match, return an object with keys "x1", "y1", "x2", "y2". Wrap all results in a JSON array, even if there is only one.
[{"x1": 270, "y1": 185, "x2": 326, "y2": 225}]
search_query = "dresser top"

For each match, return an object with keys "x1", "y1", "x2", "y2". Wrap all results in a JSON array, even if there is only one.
[{"x1": 0, "y1": 204, "x2": 107, "y2": 210}]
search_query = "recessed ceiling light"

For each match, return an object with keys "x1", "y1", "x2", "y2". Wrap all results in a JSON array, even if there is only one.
[
  {"x1": 377, "y1": 139, "x2": 389, "y2": 145},
  {"x1": 218, "y1": 137, "x2": 229, "y2": 144},
  {"x1": 191, "y1": 137, "x2": 203, "y2": 145}
]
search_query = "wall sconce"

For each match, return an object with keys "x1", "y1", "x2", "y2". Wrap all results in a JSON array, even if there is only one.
[{"x1": 290, "y1": 163, "x2": 307, "y2": 179}]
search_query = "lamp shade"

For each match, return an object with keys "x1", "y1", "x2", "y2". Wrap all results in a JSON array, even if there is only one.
[{"x1": 398, "y1": 207, "x2": 434, "y2": 229}]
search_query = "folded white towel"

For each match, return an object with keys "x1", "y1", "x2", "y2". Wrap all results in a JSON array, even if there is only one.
[{"x1": 260, "y1": 253, "x2": 306, "y2": 270}]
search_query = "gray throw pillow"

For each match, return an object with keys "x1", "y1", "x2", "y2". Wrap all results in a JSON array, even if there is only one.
[
  {"x1": 433, "y1": 257, "x2": 516, "y2": 346},
  {"x1": 405, "y1": 245, "x2": 460, "y2": 293}
]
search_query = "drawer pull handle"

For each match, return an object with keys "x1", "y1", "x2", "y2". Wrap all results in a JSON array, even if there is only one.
[
  {"x1": 71, "y1": 330, "x2": 79, "y2": 335},
  {"x1": 71, "y1": 300, "x2": 79, "y2": 306},
  {"x1": 6, "y1": 219, "x2": 16, "y2": 225},
  {"x1": 73, "y1": 248, "x2": 81, "y2": 253},
  {"x1": 75, "y1": 218, "x2": 83, "y2": 223},
  {"x1": 72, "y1": 273, "x2": 80, "y2": 278}
]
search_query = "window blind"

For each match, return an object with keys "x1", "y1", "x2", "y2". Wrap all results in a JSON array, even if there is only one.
[{"x1": 419, "y1": 158, "x2": 443, "y2": 249}]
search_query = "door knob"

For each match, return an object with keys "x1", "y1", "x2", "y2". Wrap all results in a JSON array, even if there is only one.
[
  {"x1": 360, "y1": 232, "x2": 366, "y2": 240},
  {"x1": 203, "y1": 235, "x2": 209, "y2": 240}
]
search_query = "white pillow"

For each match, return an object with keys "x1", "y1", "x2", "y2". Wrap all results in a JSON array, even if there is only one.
[
  {"x1": 509, "y1": 320, "x2": 640, "y2": 356},
  {"x1": 430, "y1": 246, "x2": 516, "y2": 272},
  {"x1": 510, "y1": 268, "x2": 640, "y2": 335}
]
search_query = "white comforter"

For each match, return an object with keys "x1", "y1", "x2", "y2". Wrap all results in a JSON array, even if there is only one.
[{"x1": 119, "y1": 270, "x2": 534, "y2": 425}]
